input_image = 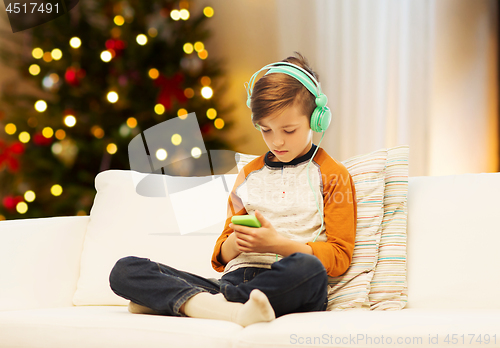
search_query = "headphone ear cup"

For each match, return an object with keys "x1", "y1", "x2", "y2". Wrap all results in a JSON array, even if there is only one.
[{"x1": 310, "y1": 106, "x2": 331, "y2": 132}]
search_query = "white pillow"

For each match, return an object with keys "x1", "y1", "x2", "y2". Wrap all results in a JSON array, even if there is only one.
[{"x1": 73, "y1": 170, "x2": 237, "y2": 306}]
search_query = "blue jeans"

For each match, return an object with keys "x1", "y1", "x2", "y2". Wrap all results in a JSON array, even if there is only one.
[{"x1": 109, "y1": 252, "x2": 328, "y2": 318}]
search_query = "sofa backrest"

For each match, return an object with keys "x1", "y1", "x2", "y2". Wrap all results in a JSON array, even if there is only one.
[{"x1": 406, "y1": 172, "x2": 500, "y2": 309}]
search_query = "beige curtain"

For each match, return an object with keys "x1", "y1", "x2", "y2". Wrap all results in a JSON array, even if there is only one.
[{"x1": 276, "y1": 0, "x2": 498, "y2": 176}]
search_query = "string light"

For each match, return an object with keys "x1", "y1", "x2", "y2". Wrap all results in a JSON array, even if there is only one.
[
  {"x1": 51, "y1": 49, "x2": 62, "y2": 60},
  {"x1": 91, "y1": 125, "x2": 104, "y2": 139},
  {"x1": 214, "y1": 118, "x2": 225, "y2": 129},
  {"x1": 64, "y1": 115, "x2": 76, "y2": 127},
  {"x1": 107, "y1": 143, "x2": 117, "y2": 154},
  {"x1": 101, "y1": 50, "x2": 112, "y2": 62},
  {"x1": 42, "y1": 52, "x2": 52, "y2": 62},
  {"x1": 206, "y1": 108, "x2": 217, "y2": 120},
  {"x1": 24, "y1": 190, "x2": 35, "y2": 202},
  {"x1": 126, "y1": 117, "x2": 137, "y2": 128},
  {"x1": 16, "y1": 202, "x2": 28, "y2": 214},
  {"x1": 5, "y1": 123, "x2": 17, "y2": 135},
  {"x1": 34, "y1": 100, "x2": 47, "y2": 112},
  {"x1": 69, "y1": 37, "x2": 81, "y2": 48},
  {"x1": 171, "y1": 134, "x2": 182, "y2": 146},
  {"x1": 154, "y1": 104, "x2": 165, "y2": 115},
  {"x1": 32, "y1": 48, "x2": 43, "y2": 59},
  {"x1": 107, "y1": 91, "x2": 119, "y2": 103},
  {"x1": 148, "y1": 68, "x2": 159, "y2": 79},
  {"x1": 51, "y1": 184, "x2": 63, "y2": 196},
  {"x1": 201, "y1": 86, "x2": 213, "y2": 99},
  {"x1": 179, "y1": 9, "x2": 190, "y2": 20},
  {"x1": 136, "y1": 34, "x2": 147, "y2": 45},
  {"x1": 191, "y1": 147, "x2": 202, "y2": 159},
  {"x1": 184, "y1": 88, "x2": 194, "y2": 98},
  {"x1": 114, "y1": 15, "x2": 125, "y2": 26},
  {"x1": 42, "y1": 127, "x2": 54, "y2": 138},
  {"x1": 29, "y1": 64, "x2": 40, "y2": 76},
  {"x1": 183, "y1": 43, "x2": 194, "y2": 54},
  {"x1": 177, "y1": 108, "x2": 188, "y2": 119},
  {"x1": 203, "y1": 7, "x2": 214, "y2": 17},
  {"x1": 156, "y1": 148, "x2": 167, "y2": 161},
  {"x1": 198, "y1": 49, "x2": 208, "y2": 60},
  {"x1": 19, "y1": 131, "x2": 30, "y2": 143},
  {"x1": 55, "y1": 129, "x2": 66, "y2": 140},
  {"x1": 194, "y1": 42, "x2": 204, "y2": 52}
]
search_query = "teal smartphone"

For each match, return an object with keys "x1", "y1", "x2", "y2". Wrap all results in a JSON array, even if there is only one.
[{"x1": 231, "y1": 214, "x2": 261, "y2": 228}]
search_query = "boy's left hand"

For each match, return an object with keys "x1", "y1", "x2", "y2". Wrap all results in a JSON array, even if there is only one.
[{"x1": 229, "y1": 210, "x2": 285, "y2": 254}]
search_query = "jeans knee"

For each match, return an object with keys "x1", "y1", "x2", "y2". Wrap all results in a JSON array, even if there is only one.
[
  {"x1": 287, "y1": 253, "x2": 327, "y2": 283},
  {"x1": 109, "y1": 256, "x2": 143, "y2": 290}
]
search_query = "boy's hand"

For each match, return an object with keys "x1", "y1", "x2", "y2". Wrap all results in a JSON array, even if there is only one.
[{"x1": 229, "y1": 210, "x2": 285, "y2": 254}]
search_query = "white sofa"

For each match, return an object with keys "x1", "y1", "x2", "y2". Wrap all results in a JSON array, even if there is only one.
[{"x1": 1, "y1": 170, "x2": 500, "y2": 348}]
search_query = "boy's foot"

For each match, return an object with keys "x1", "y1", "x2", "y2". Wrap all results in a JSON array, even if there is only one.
[{"x1": 235, "y1": 289, "x2": 275, "y2": 327}]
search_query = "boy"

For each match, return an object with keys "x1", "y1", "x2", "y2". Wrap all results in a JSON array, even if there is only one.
[{"x1": 109, "y1": 52, "x2": 357, "y2": 327}]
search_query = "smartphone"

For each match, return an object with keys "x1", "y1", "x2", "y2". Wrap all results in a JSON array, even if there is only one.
[{"x1": 231, "y1": 214, "x2": 262, "y2": 228}]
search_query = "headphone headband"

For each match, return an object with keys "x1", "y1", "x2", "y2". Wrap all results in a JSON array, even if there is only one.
[{"x1": 245, "y1": 61, "x2": 331, "y2": 133}]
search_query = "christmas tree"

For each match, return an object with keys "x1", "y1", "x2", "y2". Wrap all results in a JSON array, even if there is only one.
[{"x1": 0, "y1": 0, "x2": 236, "y2": 220}]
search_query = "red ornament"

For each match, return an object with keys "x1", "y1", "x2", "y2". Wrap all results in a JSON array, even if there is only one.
[
  {"x1": 65, "y1": 66, "x2": 86, "y2": 86},
  {"x1": 33, "y1": 132, "x2": 53, "y2": 146},
  {"x1": 105, "y1": 39, "x2": 127, "y2": 58},
  {"x1": 0, "y1": 140, "x2": 24, "y2": 173},
  {"x1": 154, "y1": 72, "x2": 188, "y2": 111},
  {"x1": 2, "y1": 195, "x2": 24, "y2": 211}
]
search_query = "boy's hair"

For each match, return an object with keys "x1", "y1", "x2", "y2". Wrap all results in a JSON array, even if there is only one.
[{"x1": 250, "y1": 51, "x2": 320, "y2": 128}]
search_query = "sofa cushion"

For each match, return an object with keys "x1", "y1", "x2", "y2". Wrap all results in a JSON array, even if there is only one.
[
  {"x1": 368, "y1": 145, "x2": 409, "y2": 310},
  {"x1": 0, "y1": 306, "x2": 242, "y2": 348},
  {"x1": 73, "y1": 170, "x2": 238, "y2": 306},
  {"x1": 236, "y1": 148, "x2": 388, "y2": 310},
  {"x1": 406, "y1": 172, "x2": 500, "y2": 309}
]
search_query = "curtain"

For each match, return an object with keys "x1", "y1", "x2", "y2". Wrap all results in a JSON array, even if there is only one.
[{"x1": 276, "y1": 0, "x2": 498, "y2": 176}]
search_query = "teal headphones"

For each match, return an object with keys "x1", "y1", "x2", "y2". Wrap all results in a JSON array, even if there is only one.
[
  {"x1": 244, "y1": 62, "x2": 332, "y2": 133},
  {"x1": 244, "y1": 61, "x2": 331, "y2": 244}
]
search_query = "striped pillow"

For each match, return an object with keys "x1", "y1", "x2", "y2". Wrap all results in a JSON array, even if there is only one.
[
  {"x1": 368, "y1": 145, "x2": 409, "y2": 310},
  {"x1": 327, "y1": 149, "x2": 387, "y2": 310},
  {"x1": 235, "y1": 148, "x2": 388, "y2": 310}
]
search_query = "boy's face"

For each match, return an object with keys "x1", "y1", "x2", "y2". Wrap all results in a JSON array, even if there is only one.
[{"x1": 257, "y1": 103, "x2": 313, "y2": 163}]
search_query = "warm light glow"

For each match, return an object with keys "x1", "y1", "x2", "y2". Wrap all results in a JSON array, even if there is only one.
[
  {"x1": 194, "y1": 42, "x2": 204, "y2": 52},
  {"x1": 127, "y1": 117, "x2": 137, "y2": 128},
  {"x1": 171, "y1": 134, "x2": 182, "y2": 146},
  {"x1": 148, "y1": 68, "x2": 159, "y2": 79},
  {"x1": 177, "y1": 109, "x2": 188, "y2": 119},
  {"x1": 214, "y1": 118, "x2": 225, "y2": 129},
  {"x1": 114, "y1": 15, "x2": 125, "y2": 26},
  {"x1": 201, "y1": 86, "x2": 213, "y2": 99},
  {"x1": 183, "y1": 43, "x2": 193, "y2": 54},
  {"x1": 198, "y1": 49, "x2": 208, "y2": 60},
  {"x1": 107, "y1": 143, "x2": 118, "y2": 154},
  {"x1": 156, "y1": 148, "x2": 168, "y2": 161},
  {"x1": 24, "y1": 190, "x2": 35, "y2": 202},
  {"x1": 91, "y1": 125, "x2": 104, "y2": 139},
  {"x1": 148, "y1": 28, "x2": 157, "y2": 37},
  {"x1": 51, "y1": 184, "x2": 63, "y2": 196},
  {"x1": 32, "y1": 48, "x2": 43, "y2": 59},
  {"x1": 107, "y1": 91, "x2": 119, "y2": 103},
  {"x1": 52, "y1": 142, "x2": 62, "y2": 155},
  {"x1": 42, "y1": 52, "x2": 52, "y2": 62},
  {"x1": 136, "y1": 34, "x2": 148, "y2": 45},
  {"x1": 206, "y1": 108, "x2": 217, "y2": 120},
  {"x1": 64, "y1": 115, "x2": 76, "y2": 127},
  {"x1": 101, "y1": 50, "x2": 112, "y2": 62},
  {"x1": 16, "y1": 202, "x2": 28, "y2": 214},
  {"x1": 179, "y1": 9, "x2": 190, "y2": 20},
  {"x1": 19, "y1": 131, "x2": 30, "y2": 143},
  {"x1": 191, "y1": 147, "x2": 202, "y2": 159},
  {"x1": 154, "y1": 104, "x2": 165, "y2": 115},
  {"x1": 5, "y1": 123, "x2": 16, "y2": 135},
  {"x1": 184, "y1": 88, "x2": 194, "y2": 98},
  {"x1": 200, "y1": 76, "x2": 211, "y2": 86},
  {"x1": 203, "y1": 7, "x2": 214, "y2": 17},
  {"x1": 69, "y1": 37, "x2": 81, "y2": 48},
  {"x1": 170, "y1": 10, "x2": 181, "y2": 21},
  {"x1": 35, "y1": 100, "x2": 47, "y2": 112},
  {"x1": 55, "y1": 129, "x2": 66, "y2": 140},
  {"x1": 42, "y1": 127, "x2": 54, "y2": 138},
  {"x1": 51, "y1": 49, "x2": 63, "y2": 60},
  {"x1": 29, "y1": 64, "x2": 40, "y2": 76}
]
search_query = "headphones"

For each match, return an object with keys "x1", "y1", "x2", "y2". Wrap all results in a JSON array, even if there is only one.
[
  {"x1": 244, "y1": 61, "x2": 331, "y2": 244},
  {"x1": 244, "y1": 62, "x2": 332, "y2": 133}
]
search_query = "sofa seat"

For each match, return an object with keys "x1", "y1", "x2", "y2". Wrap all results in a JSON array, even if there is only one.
[{"x1": 1, "y1": 307, "x2": 499, "y2": 348}]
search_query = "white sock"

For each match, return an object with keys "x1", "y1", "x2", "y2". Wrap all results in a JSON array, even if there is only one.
[{"x1": 183, "y1": 289, "x2": 275, "y2": 327}]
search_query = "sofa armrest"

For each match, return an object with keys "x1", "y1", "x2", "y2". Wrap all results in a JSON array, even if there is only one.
[{"x1": 0, "y1": 215, "x2": 89, "y2": 311}]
